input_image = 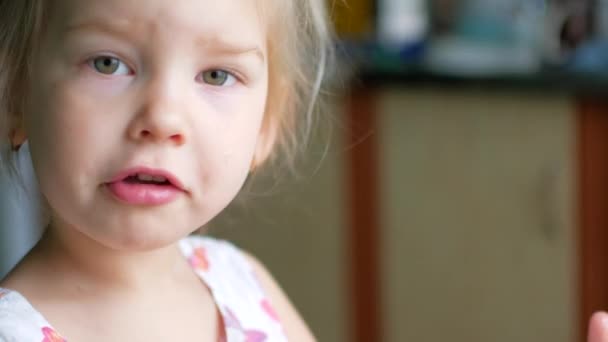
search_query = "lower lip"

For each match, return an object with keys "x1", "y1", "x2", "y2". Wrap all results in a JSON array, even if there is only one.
[{"x1": 106, "y1": 181, "x2": 182, "y2": 205}]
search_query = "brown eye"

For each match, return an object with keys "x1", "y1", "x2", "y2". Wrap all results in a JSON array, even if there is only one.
[
  {"x1": 91, "y1": 56, "x2": 130, "y2": 75},
  {"x1": 201, "y1": 70, "x2": 235, "y2": 86}
]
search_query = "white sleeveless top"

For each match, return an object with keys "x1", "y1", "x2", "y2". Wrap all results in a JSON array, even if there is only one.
[{"x1": 0, "y1": 236, "x2": 288, "y2": 342}]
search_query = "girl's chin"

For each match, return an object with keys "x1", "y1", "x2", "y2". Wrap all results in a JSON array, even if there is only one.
[
  {"x1": 76, "y1": 225, "x2": 192, "y2": 252},
  {"x1": 47, "y1": 204, "x2": 205, "y2": 251}
]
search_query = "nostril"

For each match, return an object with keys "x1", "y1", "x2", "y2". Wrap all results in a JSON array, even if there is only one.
[{"x1": 132, "y1": 128, "x2": 183, "y2": 144}]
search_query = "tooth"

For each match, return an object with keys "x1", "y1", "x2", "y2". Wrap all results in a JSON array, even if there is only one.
[
  {"x1": 137, "y1": 174, "x2": 154, "y2": 182},
  {"x1": 152, "y1": 176, "x2": 167, "y2": 183}
]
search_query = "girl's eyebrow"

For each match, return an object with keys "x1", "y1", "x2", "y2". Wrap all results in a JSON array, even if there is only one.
[
  {"x1": 195, "y1": 37, "x2": 266, "y2": 64},
  {"x1": 63, "y1": 19, "x2": 136, "y2": 40},
  {"x1": 63, "y1": 20, "x2": 266, "y2": 64}
]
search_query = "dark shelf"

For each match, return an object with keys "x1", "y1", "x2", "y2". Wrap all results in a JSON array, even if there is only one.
[
  {"x1": 357, "y1": 66, "x2": 608, "y2": 94},
  {"x1": 340, "y1": 42, "x2": 608, "y2": 94}
]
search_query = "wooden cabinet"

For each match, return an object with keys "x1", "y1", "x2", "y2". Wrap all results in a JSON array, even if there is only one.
[{"x1": 378, "y1": 88, "x2": 577, "y2": 341}]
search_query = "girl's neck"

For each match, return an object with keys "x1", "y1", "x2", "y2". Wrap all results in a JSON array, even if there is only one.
[{"x1": 31, "y1": 222, "x2": 192, "y2": 297}]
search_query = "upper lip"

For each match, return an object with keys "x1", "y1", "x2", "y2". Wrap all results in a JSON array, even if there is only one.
[{"x1": 107, "y1": 166, "x2": 186, "y2": 191}]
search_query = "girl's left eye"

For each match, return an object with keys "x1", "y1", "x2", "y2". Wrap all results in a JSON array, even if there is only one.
[
  {"x1": 199, "y1": 70, "x2": 237, "y2": 87},
  {"x1": 89, "y1": 56, "x2": 131, "y2": 75}
]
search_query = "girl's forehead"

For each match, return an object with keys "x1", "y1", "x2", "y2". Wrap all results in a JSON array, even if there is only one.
[{"x1": 50, "y1": 0, "x2": 272, "y2": 45}]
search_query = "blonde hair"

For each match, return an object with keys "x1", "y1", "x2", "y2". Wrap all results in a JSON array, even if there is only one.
[
  {"x1": 0, "y1": 0, "x2": 336, "y2": 177},
  {"x1": 260, "y1": 0, "x2": 336, "y2": 172}
]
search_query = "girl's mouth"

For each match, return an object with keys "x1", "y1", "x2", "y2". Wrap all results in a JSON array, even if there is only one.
[
  {"x1": 124, "y1": 173, "x2": 171, "y2": 185},
  {"x1": 105, "y1": 167, "x2": 185, "y2": 206}
]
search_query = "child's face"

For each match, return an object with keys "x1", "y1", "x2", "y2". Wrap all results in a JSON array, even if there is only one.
[{"x1": 21, "y1": 0, "x2": 270, "y2": 250}]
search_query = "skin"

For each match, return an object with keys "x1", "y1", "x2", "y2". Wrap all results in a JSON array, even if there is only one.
[
  {"x1": 1, "y1": 0, "x2": 315, "y2": 340},
  {"x1": 590, "y1": 312, "x2": 608, "y2": 342}
]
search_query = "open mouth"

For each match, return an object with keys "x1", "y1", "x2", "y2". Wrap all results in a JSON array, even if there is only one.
[
  {"x1": 107, "y1": 167, "x2": 185, "y2": 190},
  {"x1": 123, "y1": 173, "x2": 172, "y2": 186},
  {"x1": 105, "y1": 167, "x2": 185, "y2": 205}
]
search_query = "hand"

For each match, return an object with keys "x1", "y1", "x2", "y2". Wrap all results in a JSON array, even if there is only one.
[{"x1": 589, "y1": 312, "x2": 608, "y2": 342}]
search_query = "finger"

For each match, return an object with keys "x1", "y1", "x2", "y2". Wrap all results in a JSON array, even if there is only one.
[{"x1": 588, "y1": 312, "x2": 608, "y2": 342}]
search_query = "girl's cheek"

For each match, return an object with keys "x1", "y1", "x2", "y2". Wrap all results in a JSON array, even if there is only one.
[{"x1": 197, "y1": 86, "x2": 265, "y2": 117}]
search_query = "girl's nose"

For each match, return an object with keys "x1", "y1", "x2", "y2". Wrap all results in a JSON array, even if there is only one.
[{"x1": 127, "y1": 82, "x2": 188, "y2": 146}]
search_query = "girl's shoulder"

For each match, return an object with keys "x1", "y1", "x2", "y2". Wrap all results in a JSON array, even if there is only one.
[
  {"x1": 180, "y1": 236, "x2": 315, "y2": 341},
  {"x1": 0, "y1": 288, "x2": 65, "y2": 342},
  {"x1": 180, "y1": 236, "x2": 293, "y2": 341},
  {"x1": 178, "y1": 235, "x2": 267, "y2": 297}
]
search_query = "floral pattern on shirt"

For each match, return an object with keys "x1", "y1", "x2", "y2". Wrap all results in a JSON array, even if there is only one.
[
  {"x1": 188, "y1": 246, "x2": 210, "y2": 272},
  {"x1": 41, "y1": 327, "x2": 66, "y2": 342},
  {"x1": 260, "y1": 299, "x2": 279, "y2": 323},
  {"x1": 223, "y1": 307, "x2": 267, "y2": 342}
]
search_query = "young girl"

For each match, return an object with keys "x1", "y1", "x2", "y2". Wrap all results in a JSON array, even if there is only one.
[{"x1": 0, "y1": 0, "x2": 333, "y2": 340}]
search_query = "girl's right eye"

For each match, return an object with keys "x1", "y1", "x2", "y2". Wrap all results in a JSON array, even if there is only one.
[{"x1": 89, "y1": 56, "x2": 131, "y2": 75}]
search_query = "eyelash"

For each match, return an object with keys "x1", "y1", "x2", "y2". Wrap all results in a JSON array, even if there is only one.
[{"x1": 86, "y1": 55, "x2": 241, "y2": 87}]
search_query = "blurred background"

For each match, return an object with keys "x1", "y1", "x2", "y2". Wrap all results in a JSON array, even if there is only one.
[
  {"x1": 2, "y1": 1, "x2": 608, "y2": 342},
  {"x1": 211, "y1": 0, "x2": 608, "y2": 341}
]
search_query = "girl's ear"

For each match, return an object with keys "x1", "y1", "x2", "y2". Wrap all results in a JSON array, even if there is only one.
[{"x1": 9, "y1": 114, "x2": 27, "y2": 151}]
